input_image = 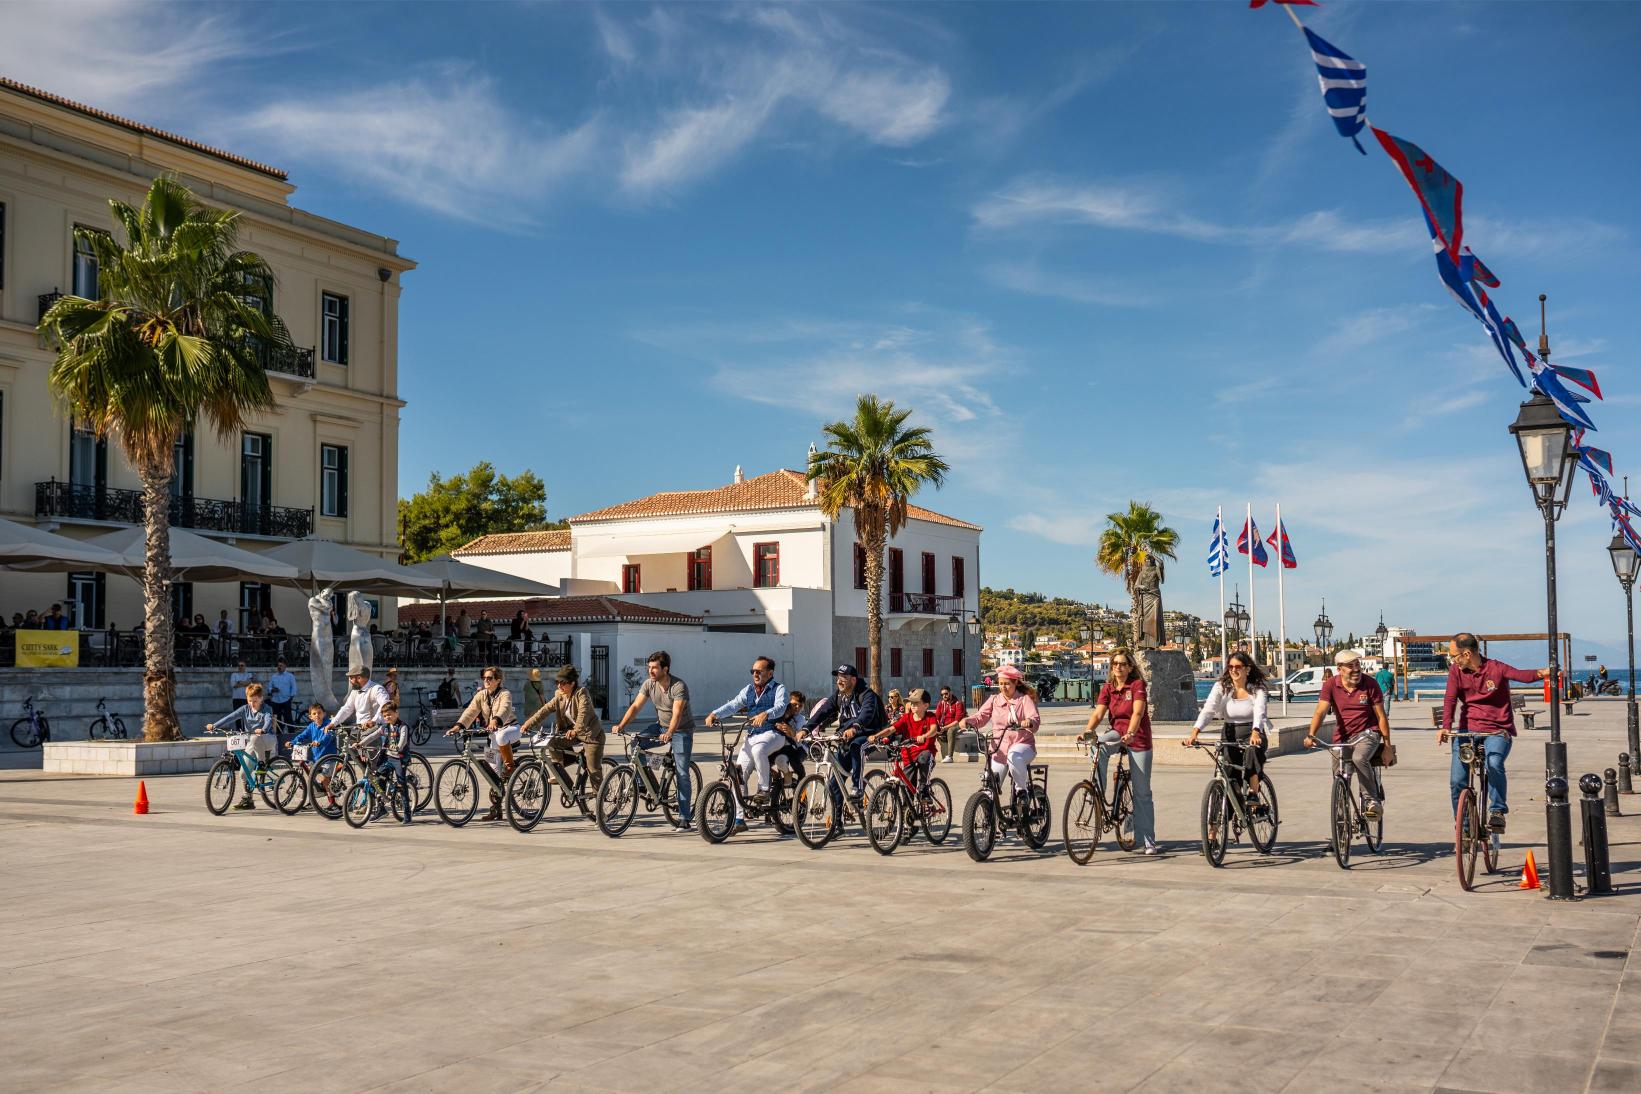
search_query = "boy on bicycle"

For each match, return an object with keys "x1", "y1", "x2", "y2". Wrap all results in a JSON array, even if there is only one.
[
  {"x1": 871, "y1": 687, "x2": 939, "y2": 793},
  {"x1": 205, "y1": 682, "x2": 277, "y2": 811},
  {"x1": 290, "y1": 702, "x2": 338, "y2": 791},
  {"x1": 357, "y1": 701, "x2": 413, "y2": 825}
]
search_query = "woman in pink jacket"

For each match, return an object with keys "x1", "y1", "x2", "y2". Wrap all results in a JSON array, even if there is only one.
[{"x1": 965, "y1": 665, "x2": 1042, "y2": 796}]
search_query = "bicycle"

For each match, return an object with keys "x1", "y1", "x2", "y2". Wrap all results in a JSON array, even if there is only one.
[
  {"x1": 696, "y1": 718, "x2": 802, "y2": 843},
  {"x1": 864, "y1": 736, "x2": 952, "y2": 855},
  {"x1": 503, "y1": 728, "x2": 621, "y2": 833},
  {"x1": 1188, "y1": 737, "x2": 1280, "y2": 867},
  {"x1": 596, "y1": 728, "x2": 707, "y2": 837},
  {"x1": 959, "y1": 730, "x2": 1051, "y2": 862},
  {"x1": 202, "y1": 730, "x2": 299, "y2": 815},
  {"x1": 1309, "y1": 738, "x2": 1384, "y2": 869},
  {"x1": 1062, "y1": 734, "x2": 1137, "y2": 864},
  {"x1": 792, "y1": 733, "x2": 884, "y2": 849},
  {"x1": 1450, "y1": 732, "x2": 1502, "y2": 891},
  {"x1": 86, "y1": 697, "x2": 129, "y2": 741},
  {"x1": 343, "y1": 753, "x2": 411, "y2": 828},
  {"x1": 305, "y1": 725, "x2": 363, "y2": 820},
  {"x1": 9, "y1": 696, "x2": 51, "y2": 748},
  {"x1": 408, "y1": 686, "x2": 435, "y2": 747}
]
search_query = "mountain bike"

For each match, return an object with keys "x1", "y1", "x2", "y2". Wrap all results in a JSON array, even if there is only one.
[
  {"x1": 596, "y1": 727, "x2": 707, "y2": 836},
  {"x1": 792, "y1": 733, "x2": 880, "y2": 849},
  {"x1": 1063, "y1": 735, "x2": 1137, "y2": 864},
  {"x1": 960, "y1": 730, "x2": 1051, "y2": 862},
  {"x1": 696, "y1": 718, "x2": 802, "y2": 843},
  {"x1": 503, "y1": 728, "x2": 621, "y2": 833},
  {"x1": 203, "y1": 729, "x2": 299, "y2": 815},
  {"x1": 344, "y1": 755, "x2": 410, "y2": 828},
  {"x1": 1451, "y1": 732, "x2": 1501, "y2": 891},
  {"x1": 1189, "y1": 737, "x2": 1280, "y2": 866},
  {"x1": 1309, "y1": 738, "x2": 1384, "y2": 868},
  {"x1": 86, "y1": 697, "x2": 129, "y2": 740},
  {"x1": 10, "y1": 696, "x2": 51, "y2": 748},
  {"x1": 865, "y1": 737, "x2": 952, "y2": 855},
  {"x1": 434, "y1": 730, "x2": 511, "y2": 827}
]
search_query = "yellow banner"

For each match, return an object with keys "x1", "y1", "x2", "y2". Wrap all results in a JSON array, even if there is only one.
[{"x1": 15, "y1": 629, "x2": 79, "y2": 668}]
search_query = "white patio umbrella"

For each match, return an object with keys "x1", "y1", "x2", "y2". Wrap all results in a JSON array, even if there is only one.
[
  {"x1": 65, "y1": 526, "x2": 300, "y2": 583},
  {"x1": 0, "y1": 515, "x2": 129, "y2": 571},
  {"x1": 405, "y1": 555, "x2": 559, "y2": 632}
]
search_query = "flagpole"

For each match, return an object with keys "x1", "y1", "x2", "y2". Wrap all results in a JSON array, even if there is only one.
[
  {"x1": 1276, "y1": 502, "x2": 1289, "y2": 715},
  {"x1": 1283, "y1": 5, "x2": 1305, "y2": 30},
  {"x1": 1246, "y1": 501, "x2": 1257, "y2": 663},
  {"x1": 1218, "y1": 506, "x2": 1227, "y2": 669}
]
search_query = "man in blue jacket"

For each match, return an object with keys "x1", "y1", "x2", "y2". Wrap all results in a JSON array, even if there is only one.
[
  {"x1": 806, "y1": 664, "x2": 885, "y2": 805},
  {"x1": 705, "y1": 655, "x2": 789, "y2": 809}
]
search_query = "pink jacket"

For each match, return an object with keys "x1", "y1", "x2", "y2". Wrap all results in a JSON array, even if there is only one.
[{"x1": 965, "y1": 692, "x2": 1041, "y2": 760}]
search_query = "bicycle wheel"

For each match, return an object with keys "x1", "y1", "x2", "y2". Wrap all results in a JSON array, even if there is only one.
[
  {"x1": 310, "y1": 757, "x2": 354, "y2": 820},
  {"x1": 962, "y1": 791, "x2": 997, "y2": 862},
  {"x1": 596, "y1": 766, "x2": 639, "y2": 837},
  {"x1": 10, "y1": 718, "x2": 39, "y2": 749},
  {"x1": 88, "y1": 717, "x2": 108, "y2": 741},
  {"x1": 434, "y1": 759, "x2": 480, "y2": 827},
  {"x1": 412, "y1": 718, "x2": 432, "y2": 747},
  {"x1": 1114, "y1": 776, "x2": 1137, "y2": 852},
  {"x1": 921, "y1": 778, "x2": 953, "y2": 845},
  {"x1": 204, "y1": 757, "x2": 240, "y2": 816},
  {"x1": 769, "y1": 773, "x2": 795, "y2": 836},
  {"x1": 697, "y1": 781, "x2": 736, "y2": 843},
  {"x1": 1062, "y1": 780, "x2": 1103, "y2": 865},
  {"x1": 863, "y1": 768, "x2": 887, "y2": 808},
  {"x1": 259, "y1": 757, "x2": 295, "y2": 809},
  {"x1": 866, "y1": 781, "x2": 904, "y2": 856},
  {"x1": 1248, "y1": 777, "x2": 1280, "y2": 854},
  {"x1": 505, "y1": 759, "x2": 550, "y2": 833},
  {"x1": 111, "y1": 716, "x2": 129, "y2": 740},
  {"x1": 343, "y1": 783, "x2": 374, "y2": 828},
  {"x1": 793, "y1": 774, "x2": 837, "y2": 849},
  {"x1": 658, "y1": 765, "x2": 684, "y2": 828},
  {"x1": 1363, "y1": 790, "x2": 1384, "y2": 853},
  {"x1": 1201, "y1": 781, "x2": 1229, "y2": 867},
  {"x1": 1481, "y1": 816, "x2": 1499, "y2": 875},
  {"x1": 1455, "y1": 789, "x2": 1479, "y2": 891},
  {"x1": 274, "y1": 769, "x2": 309, "y2": 815},
  {"x1": 1330, "y1": 778, "x2": 1352, "y2": 869},
  {"x1": 406, "y1": 752, "x2": 434, "y2": 813}
]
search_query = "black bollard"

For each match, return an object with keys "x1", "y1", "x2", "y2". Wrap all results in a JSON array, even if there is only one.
[
  {"x1": 1545, "y1": 772, "x2": 1577, "y2": 900},
  {"x1": 1621, "y1": 754, "x2": 1635, "y2": 795},
  {"x1": 1578, "y1": 773, "x2": 1613, "y2": 895},
  {"x1": 1604, "y1": 768, "x2": 1621, "y2": 817}
]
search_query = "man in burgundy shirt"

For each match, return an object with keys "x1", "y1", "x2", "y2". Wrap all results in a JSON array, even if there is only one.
[
  {"x1": 1438, "y1": 632, "x2": 1549, "y2": 832},
  {"x1": 1304, "y1": 649, "x2": 1391, "y2": 818},
  {"x1": 934, "y1": 685, "x2": 968, "y2": 764}
]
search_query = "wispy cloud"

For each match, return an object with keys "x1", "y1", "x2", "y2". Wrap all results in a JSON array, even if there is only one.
[
  {"x1": 1313, "y1": 303, "x2": 1438, "y2": 357},
  {"x1": 984, "y1": 260, "x2": 1156, "y2": 309}
]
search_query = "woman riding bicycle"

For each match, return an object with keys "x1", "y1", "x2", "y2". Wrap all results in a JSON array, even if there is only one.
[
  {"x1": 964, "y1": 665, "x2": 1041, "y2": 798},
  {"x1": 1077, "y1": 647, "x2": 1157, "y2": 854},
  {"x1": 520, "y1": 663, "x2": 606, "y2": 795},
  {"x1": 1185, "y1": 651, "x2": 1272, "y2": 810},
  {"x1": 452, "y1": 666, "x2": 519, "y2": 822}
]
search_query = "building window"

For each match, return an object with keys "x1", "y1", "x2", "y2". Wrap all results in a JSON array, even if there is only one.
[
  {"x1": 890, "y1": 647, "x2": 902, "y2": 677},
  {"x1": 320, "y1": 444, "x2": 349, "y2": 517},
  {"x1": 921, "y1": 551, "x2": 936, "y2": 595},
  {"x1": 952, "y1": 556, "x2": 965, "y2": 600},
  {"x1": 622, "y1": 564, "x2": 641, "y2": 594},
  {"x1": 754, "y1": 542, "x2": 780, "y2": 588},
  {"x1": 888, "y1": 547, "x2": 904, "y2": 610},
  {"x1": 70, "y1": 421, "x2": 106, "y2": 490},
  {"x1": 922, "y1": 648, "x2": 934, "y2": 676},
  {"x1": 72, "y1": 227, "x2": 100, "y2": 298},
  {"x1": 0, "y1": 201, "x2": 6, "y2": 288},
  {"x1": 239, "y1": 582, "x2": 271, "y2": 632},
  {"x1": 952, "y1": 647, "x2": 964, "y2": 678},
  {"x1": 687, "y1": 546, "x2": 711, "y2": 591},
  {"x1": 66, "y1": 572, "x2": 105, "y2": 629},
  {"x1": 321, "y1": 292, "x2": 349, "y2": 364},
  {"x1": 853, "y1": 543, "x2": 866, "y2": 590},
  {"x1": 241, "y1": 432, "x2": 272, "y2": 533}
]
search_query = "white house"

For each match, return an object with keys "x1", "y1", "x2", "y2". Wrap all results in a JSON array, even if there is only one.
[{"x1": 994, "y1": 647, "x2": 1026, "y2": 668}]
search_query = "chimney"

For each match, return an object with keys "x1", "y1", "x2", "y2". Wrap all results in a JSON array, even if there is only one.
[{"x1": 733, "y1": 465, "x2": 744, "y2": 484}]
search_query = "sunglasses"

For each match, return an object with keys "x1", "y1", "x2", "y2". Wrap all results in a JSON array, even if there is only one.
[
  {"x1": 1229, "y1": 663, "x2": 1249, "y2": 671},
  {"x1": 1111, "y1": 660, "x2": 1130, "y2": 667},
  {"x1": 482, "y1": 675, "x2": 497, "y2": 681},
  {"x1": 750, "y1": 667, "x2": 770, "y2": 675}
]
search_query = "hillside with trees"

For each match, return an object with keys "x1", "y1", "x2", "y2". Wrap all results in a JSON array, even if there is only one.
[{"x1": 980, "y1": 588, "x2": 1101, "y2": 640}]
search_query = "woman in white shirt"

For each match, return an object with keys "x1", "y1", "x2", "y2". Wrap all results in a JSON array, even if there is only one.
[{"x1": 1184, "y1": 651, "x2": 1272, "y2": 805}]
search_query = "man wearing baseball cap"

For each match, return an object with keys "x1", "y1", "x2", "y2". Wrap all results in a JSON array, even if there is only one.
[
  {"x1": 1304, "y1": 649, "x2": 1391, "y2": 819},
  {"x1": 806, "y1": 663, "x2": 886, "y2": 805}
]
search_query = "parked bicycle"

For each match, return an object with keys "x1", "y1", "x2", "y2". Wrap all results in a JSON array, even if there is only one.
[
  {"x1": 595, "y1": 728, "x2": 707, "y2": 837},
  {"x1": 791, "y1": 733, "x2": 879, "y2": 849},
  {"x1": 86, "y1": 697, "x2": 130, "y2": 740},
  {"x1": 202, "y1": 729, "x2": 299, "y2": 815},
  {"x1": 864, "y1": 736, "x2": 952, "y2": 855},
  {"x1": 1309, "y1": 739, "x2": 1383, "y2": 868},
  {"x1": 1450, "y1": 732, "x2": 1501, "y2": 891},
  {"x1": 502, "y1": 728, "x2": 621, "y2": 833},
  {"x1": 1062, "y1": 733, "x2": 1136, "y2": 864},
  {"x1": 9, "y1": 695, "x2": 51, "y2": 748},
  {"x1": 696, "y1": 717, "x2": 802, "y2": 843},
  {"x1": 1188, "y1": 738, "x2": 1280, "y2": 866},
  {"x1": 409, "y1": 686, "x2": 435, "y2": 747},
  {"x1": 960, "y1": 729, "x2": 1051, "y2": 862}
]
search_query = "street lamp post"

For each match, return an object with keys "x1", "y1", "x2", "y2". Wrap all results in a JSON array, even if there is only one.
[
  {"x1": 1225, "y1": 586, "x2": 1248, "y2": 654},
  {"x1": 1508, "y1": 328, "x2": 1581, "y2": 899},
  {"x1": 1313, "y1": 599, "x2": 1333, "y2": 666},
  {"x1": 1609, "y1": 531, "x2": 1640, "y2": 774}
]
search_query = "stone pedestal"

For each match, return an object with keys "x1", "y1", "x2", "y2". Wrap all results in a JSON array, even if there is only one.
[
  {"x1": 1137, "y1": 648, "x2": 1198, "y2": 722},
  {"x1": 43, "y1": 739, "x2": 222, "y2": 776}
]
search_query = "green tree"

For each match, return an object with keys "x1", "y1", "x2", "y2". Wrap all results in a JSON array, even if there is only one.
[
  {"x1": 1096, "y1": 502, "x2": 1180, "y2": 647},
  {"x1": 39, "y1": 177, "x2": 286, "y2": 741},
  {"x1": 808, "y1": 394, "x2": 949, "y2": 697},
  {"x1": 398, "y1": 461, "x2": 562, "y2": 562}
]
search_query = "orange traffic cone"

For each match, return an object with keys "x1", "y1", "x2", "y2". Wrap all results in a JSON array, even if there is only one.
[
  {"x1": 133, "y1": 780, "x2": 150, "y2": 816},
  {"x1": 1519, "y1": 850, "x2": 1540, "y2": 890}
]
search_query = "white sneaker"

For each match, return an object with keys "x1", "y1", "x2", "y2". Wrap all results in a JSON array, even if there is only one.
[
  {"x1": 1142, "y1": 844, "x2": 1159, "y2": 857},
  {"x1": 942, "y1": 756, "x2": 953, "y2": 764}
]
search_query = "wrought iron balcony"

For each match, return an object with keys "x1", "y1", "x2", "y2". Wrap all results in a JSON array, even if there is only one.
[
  {"x1": 36, "y1": 480, "x2": 313, "y2": 539},
  {"x1": 264, "y1": 343, "x2": 315, "y2": 379},
  {"x1": 37, "y1": 290, "x2": 64, "y2": 325},
  {"x1": 890, "y1": 592, "x2": 965, "y2": 615}
]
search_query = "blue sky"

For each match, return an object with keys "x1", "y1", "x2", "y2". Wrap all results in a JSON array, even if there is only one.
[{"x1": 6, "y1": 1, "x2": 1640, "y2": 655}]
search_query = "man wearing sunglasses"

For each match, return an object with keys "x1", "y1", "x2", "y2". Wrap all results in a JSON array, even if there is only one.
[
  {"x1": 1438, "y1": 632, "x2": 1548, "y2": 832},
  {"x1": 705, "y1": 656, "x2": 790, "y2": 812}
]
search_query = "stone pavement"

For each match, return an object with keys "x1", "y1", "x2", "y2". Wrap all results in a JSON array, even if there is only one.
[{"x1": 2, "y1": 701, "x2": 1639, "y2": 1093}]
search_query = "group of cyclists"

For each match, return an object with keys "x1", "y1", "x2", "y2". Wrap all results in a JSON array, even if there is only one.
[{"x1": 205, "y1": 630, "x2": 1552, "y2": 866}]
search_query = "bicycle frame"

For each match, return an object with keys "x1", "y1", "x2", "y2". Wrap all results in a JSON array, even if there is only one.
[
  {"x1": 971, "y1": 732, "x2": 1047, "y2": 821},
  {"x1": 1197, "y1": 740, "x2": 1258, "y2": 834}
]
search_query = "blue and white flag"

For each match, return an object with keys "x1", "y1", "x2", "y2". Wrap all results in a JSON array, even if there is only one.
[
  {"x1": 1208, "y1": 515, "x2": 1231, "y2": 577},
  {"x1": 1304, "y1": 28, "x2": 1367, "y2": 154}
]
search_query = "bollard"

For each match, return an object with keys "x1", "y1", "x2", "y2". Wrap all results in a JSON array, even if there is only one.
[
  {"x1": 1621, "y1": 754, "x2": 1635, "y2": 795},
  {"x1": 1604, "y1": 768, "x2": 1621, "y2": 817},
  {"x1": 1544, "y1": 773, "x2": 1577, "y2": 900},
  {"x1": 1578, "y1": 773, "x2": 1614, "y2": 895}
]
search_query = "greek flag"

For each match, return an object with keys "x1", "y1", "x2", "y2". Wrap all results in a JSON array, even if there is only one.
[
  {"x1": 1207, "y1": 516, "x2": 1230, "y2": 577},
  {"x1": 1304, "y1": 28, "x2": 1367, "y2": 154}
]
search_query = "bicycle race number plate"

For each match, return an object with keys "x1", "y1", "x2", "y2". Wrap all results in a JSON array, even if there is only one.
[
  {"x1": 291, "y1": 745, "x2": 310, "y2": 762},
  {"x1": 225, "y1": 734, "x2": 255, "y2": 752}
]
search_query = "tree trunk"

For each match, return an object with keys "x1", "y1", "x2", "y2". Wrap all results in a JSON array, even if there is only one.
[
  {"x1": 136, "y1": 451, "x2": 181, "y2": 742},
  {"x1": 862, "y1": 514, "x2": 886, "y2": 698}
]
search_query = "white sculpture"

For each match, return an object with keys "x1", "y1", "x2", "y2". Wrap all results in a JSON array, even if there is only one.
[
  {"x1": 306, "y1": 590, "x2": 339, "y2": 709},
  {"x1": 347, "y1": 591, "x2": 374, "y2": 678}
]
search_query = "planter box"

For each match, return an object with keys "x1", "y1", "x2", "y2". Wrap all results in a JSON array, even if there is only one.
[{"x1": 43, "y1": 739, "x2": 224, "y2": 776}]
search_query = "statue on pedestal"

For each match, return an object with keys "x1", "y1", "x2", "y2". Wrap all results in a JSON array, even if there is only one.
[{"x1": 1133, "y1": 554, "x2": 1165, "y2": 650}]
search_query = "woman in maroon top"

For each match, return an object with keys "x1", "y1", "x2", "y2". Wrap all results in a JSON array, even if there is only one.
[
  {"x1": 1438, "y1": 632, "x2": 1547, "y2": 831},
  {"x1": 1077, "y1": 648, "x2": 1156, "y2": 854}
]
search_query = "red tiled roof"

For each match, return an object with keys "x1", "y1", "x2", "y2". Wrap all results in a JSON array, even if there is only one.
[
  {"x1": 0, "y1": 77, "x2": 288, "y2": 180},
  {"x1": 396, "y1": 596, "x2": 700, "y2": 627},
  {"x1": 568, "y1": 469, "x2": 980, "y2": 531},
  {"x1": 453, "y1": 529, "x2": 571, "y2": 556}
]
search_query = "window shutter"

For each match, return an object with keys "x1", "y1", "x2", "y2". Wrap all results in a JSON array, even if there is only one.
[
  {"x1": 339, "y1": 296, "x2": 350, "y2": 364},
  {"x1": 338, "y1": 446, "x2": 349, "y2": 517}
]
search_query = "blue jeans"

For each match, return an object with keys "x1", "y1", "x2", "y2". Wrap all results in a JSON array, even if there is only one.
[
  {"x1": 1450, "y1": 733, "x2": 1510, "y2": 815},
  {"x1": 635, "y1": 724, "x2": 693, "y2": 824},
  {"x1": 835, "y1": 734, "x2": 870, "y2": 801},
  {"x1": 1097, "y1": 745, "x2": 1155, "y2": 849},
  {"x1": 378, "y1": 755, "x2": 411, "y2": 821}
]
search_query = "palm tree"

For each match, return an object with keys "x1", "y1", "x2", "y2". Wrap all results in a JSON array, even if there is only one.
[
  {"x1": 39, "y1": 177, "x2": 286, "y2": 741},
  {"x1": 1096, "y1": 502, "x2": 1180, "y2": 647},
  {"x1": 808, "y1": 395, "x2": 949, "y2": 697}
]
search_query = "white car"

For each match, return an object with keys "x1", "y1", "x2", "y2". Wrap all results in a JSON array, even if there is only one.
[{"x1": 1279, "y1": 666, "x2": 1329, "y2": 699}]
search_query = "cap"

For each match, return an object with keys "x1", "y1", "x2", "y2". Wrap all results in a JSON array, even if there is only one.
[
  {"x1": 907, "y1": 688, "x2": 932, "y2": 704},
  {"x1": 347, "y1": 658, "x2": 366, "y2": 676},
  {"x1": 997, "y1": 664, "x2": 1024, "y2": 681},
  {"x1": 833, "y1": 664, "x2": 859, "y2": 678},
  {"x1": 528, "y1": 668, "x2": 542, "y2": 681},
  {"x1": 1334, "y1": 648, "x2": 1365, "y2": 666}
]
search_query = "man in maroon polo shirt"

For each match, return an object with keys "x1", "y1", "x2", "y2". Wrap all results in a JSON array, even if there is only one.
[
  {"x1": 1438, "y1": 632, "x2": 1549, "y2": 832},
  {"x1": 1304, "y1": 648, "x2": 1391, "y2": 818}
]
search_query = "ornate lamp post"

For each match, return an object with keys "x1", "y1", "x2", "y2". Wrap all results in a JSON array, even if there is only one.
[
  {"x1": 1508, "y1": 308, "x2": 1581, "y2": 899},
  {"x1": 1224, "y1": 586, "x2": 1248, "y2": 653},
  {"x1": 1083, "y1": 608, "x2": 1102, "y2": 707},
  {"x1": 1313, "y1": 599, "x2": 1334, "y2": 665},
  {"x1": 1609, "y1": 531, "x2": 1640, "y2": 770}
]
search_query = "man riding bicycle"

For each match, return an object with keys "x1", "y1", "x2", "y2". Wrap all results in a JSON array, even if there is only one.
[
  {"x1": 519, "y1": 664, "x2": 605, "y2": 796},
  {"x1": 704, "y1": 656, "x2": 789, "y2": 807},
  {"x1": 1304, "y1": 648, "x2": 1391, "y2": 819},
  {"x1": 608, "y1": 650, "x2": 695, "y2": 831},
  {"x1": 806, "y1": 664, "x2": 885, "y2": 803},
  {"x1": 1438, "y1": 632, "x2": 1548, "y2": 832}
]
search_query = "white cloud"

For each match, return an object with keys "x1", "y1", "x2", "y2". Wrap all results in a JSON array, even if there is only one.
[
  {"x1": 984, "y1": 261, "x2": 1155, "y2": 309},
  {"x1": 1313, "y1": 304, "x2": 1439, "y2": 357}
]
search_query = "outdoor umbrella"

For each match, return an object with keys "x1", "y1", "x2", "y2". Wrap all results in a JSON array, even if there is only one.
[
  {"x1": 0, "y1": 515, "x2": 129, "y2": 571},
  {"x1": 64, "y1": 526, "x2": 300, "y2": 583},
  {"x1": 405, "y1": 555, "x2": 559, "y2": 632}
]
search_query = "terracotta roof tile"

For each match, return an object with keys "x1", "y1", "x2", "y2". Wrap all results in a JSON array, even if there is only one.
[
  {"x1": 452, "y1": 529, "x2": 571, "y2": 556},
  {"x1": 396, "y1": 595, "x2": 700, "y2": 627},
  {"x1": 568, "y1": 469, "x2": 981, "y2": 531},
  {"x1": 1, "y1": 77, "x2": 288, "y2": 180}
]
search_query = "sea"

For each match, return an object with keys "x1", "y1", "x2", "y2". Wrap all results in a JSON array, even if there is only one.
[{"x1": 1190, "y1": 667, "x2": 1630, "y2": 702}]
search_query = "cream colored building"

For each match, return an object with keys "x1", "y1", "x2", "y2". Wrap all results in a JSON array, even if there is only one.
[{"x1": 0, "y1": 78, "x2": 412, "y2": 632}]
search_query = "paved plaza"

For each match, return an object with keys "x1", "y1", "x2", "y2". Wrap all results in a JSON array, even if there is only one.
[{"x1": 3, "y1": 702, "x2": 1640, "y2": 1093}]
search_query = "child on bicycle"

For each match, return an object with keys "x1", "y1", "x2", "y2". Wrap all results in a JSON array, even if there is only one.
[
  {"x1": 357, "y1": 701, "x2": 413, "y2": 825},
  {"x1": 289, "y1": 702, "x2": 338, "y2": 790},
  {"x1": 871, "y1": 687, "x2": 939, "y2": 792},
  {"x1": 205, "y1": 682, "x2": 277, "y2": 811}
]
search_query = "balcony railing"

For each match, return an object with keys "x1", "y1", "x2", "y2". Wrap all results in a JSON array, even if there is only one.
[
  {"x1": 38, "y1": 291, "x2": 64, "y2": 325},
  {"x1": 36, "y1": 480, "x2": 313, "y2": 538},
  {"x1": 264, "y1": 344, "x2": 315, "y2": 379},
  {"x1": 890, "y1": 592, "x2": 965, "y2": 615}
]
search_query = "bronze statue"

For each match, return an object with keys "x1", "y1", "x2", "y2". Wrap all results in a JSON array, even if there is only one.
[{"x1": 1133, "y1": 554, "x2": 1164, "y2": 649}]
